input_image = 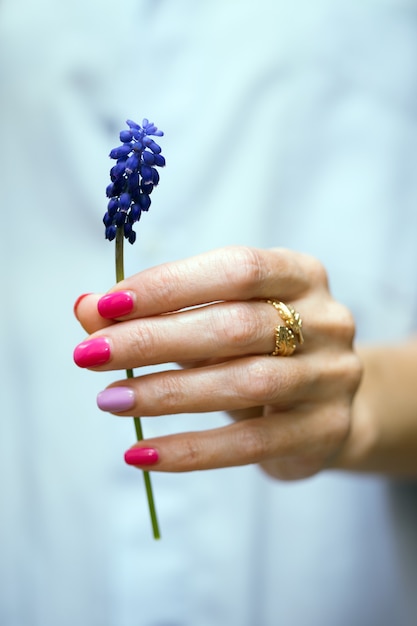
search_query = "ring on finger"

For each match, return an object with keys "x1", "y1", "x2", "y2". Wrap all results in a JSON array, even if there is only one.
[
  {"x1": 270, "y1": 325, "x2": 296, "y2": 356},
  {"x1": 266, "y1": 299, "x2": 304, "y2": 345}
]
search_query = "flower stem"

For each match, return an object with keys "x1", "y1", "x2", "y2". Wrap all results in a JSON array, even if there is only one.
[{"x1": 115, "y1": 228, "x2": 161, "y2": 539}]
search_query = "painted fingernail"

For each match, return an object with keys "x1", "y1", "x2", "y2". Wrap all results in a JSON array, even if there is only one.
[
  {"x1": 73, "y1": 293, "x2": 92, "y2": 318},
  {"x1": 97, "y1": 386, "x2": 135, "y2": 412},
  {"x1": 124, "y1": 447, "x2": 159, "y2": 466},
  {"x1": 98, "y1": 291, "x2": 134, "y2": 319},
  {"x1": 73, "y1": 337, "x2": 111, "y2": 368}
]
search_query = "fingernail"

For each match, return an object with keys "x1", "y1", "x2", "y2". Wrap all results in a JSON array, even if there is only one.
[
  {"x1": 97, "y1": 386, "x2": 135, "y2": 412},
  {"x1": 73, "y1": 337, "x2": 111, "y2": 368},
  {"x1": 73, "y1": 293, "x2": 92, "y2": 318},
  {"x1": 98, "y1": 291, "x2": 134, "y2": 319},
  {"x1": 124, "y1": 447, "x2": 159, "y2": 466}
]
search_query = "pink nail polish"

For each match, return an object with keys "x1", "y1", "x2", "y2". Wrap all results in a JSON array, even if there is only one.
[
  {"x1": 124, "y1": 447, "x2": 159, "y2": 466},
  {"x1": 98, "y1": 291, "x2": 134, "y2": 319},
  {"x1": 73, "y1": 337, "x2": 111, "y2": 368},
  {"x1": 97, "y1": 386, "x2": 135, "y2": 412}
]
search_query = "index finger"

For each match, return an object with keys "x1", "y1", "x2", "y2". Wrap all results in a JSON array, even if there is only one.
[{"x1": 75, "y1": 246, "x2": 311, "y2": 333}]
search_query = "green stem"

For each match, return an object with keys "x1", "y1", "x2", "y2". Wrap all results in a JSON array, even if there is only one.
[{"x1": 115, "y1": 229, "x2": 161, "y2": 539}]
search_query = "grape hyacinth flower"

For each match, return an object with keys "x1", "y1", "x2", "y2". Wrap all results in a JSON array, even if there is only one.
[
  {"x1": 104, "y1": 119, "x2": 165, "y2": 540},
  {"x1": 103, "y1": 118, "x2": 166, "y2": 245}
]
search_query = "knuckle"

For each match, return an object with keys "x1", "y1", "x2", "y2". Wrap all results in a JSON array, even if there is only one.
[
  {"x1": 314, "y1": 350, "x2": 362, "y2": 397},
  {"x1": 153, "y1": 374, "x2": 187, "y2": 411},
  {"x1": 182, "y1": 436, "x2": 202, "y2": 464},
  {"x1": 324, "y1": 402, "x2": 352, "y2": 449},
  {"x1": 337, "y1": 302, "x2": 356, "y2": 340},
  {"x1": 147, "y1": 263, "x2": 186, "y2": 309},
  {"x1": 345, "y1": 352, "x2": 363, "y2": 394},
  {"x1": 305, "y1": 254, "x2": 329, "y2": 289},
  {"x1": 234, "y1": 421, "x2": 271, "y2": 462},
  {"x1": 237, "y1": 359, "x2": 279, "y2": 404},
  {"x1": 314, "y1": 300, "x2": 357, "y2": 346},
  {"x1": 129, "y1": 322, "x2": 158, "y2": 357},
  {"x1": 331, "y1": 301, "x2": 357, "y2": 344},
  {"x1": 225, "y1": 246, "x2": 265, "y2": 293},
  {"x1": 218, "y1": 303, "x2": 262, "y2": 350}
]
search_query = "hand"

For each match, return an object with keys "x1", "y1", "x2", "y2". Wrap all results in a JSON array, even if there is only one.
[{"x1": 73, "y1": 246, "x2": 362, "y2": 480}]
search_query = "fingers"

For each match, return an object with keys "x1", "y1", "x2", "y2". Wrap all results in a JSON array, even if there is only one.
[
  {"x1": 74, "y1": 293, "x2": 115, "y2": 335},
  {"x1": 124, "y1": 417, "x2": 289, "y2": 472},
  {"x1": 122, "y1": 401, "x2": 350, "y2": 476},
  {"x1": 94, "y1": 351, "x2": 359, "y2": 418},
  {"x1": 74, "y1": 246, "x2": 318, "y2": 334},
  {"x1": 74, "y1": 300, "x2": 298, "y2": 370},
  {"x1": 96, "y1": 356, "x2": 309, "y2": 417},
  {"x1": 73, "y1": 294, "x2": 354, "y2": 373},
  {"x1": 114, "y1": 246, "x2": 312, "y2": 313},
  {"x1": 72, "y1": 245, "x2": 358, "y2": 479}
]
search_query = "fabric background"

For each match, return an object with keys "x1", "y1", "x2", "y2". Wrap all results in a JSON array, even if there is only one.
[{"x1": 1, "y1": 1, "x2": 417, "y2": 625}]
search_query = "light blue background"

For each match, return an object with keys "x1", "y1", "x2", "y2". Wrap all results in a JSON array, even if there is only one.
[{"x1": 1, "y1": 1, "x2": 417, "y2": 625}]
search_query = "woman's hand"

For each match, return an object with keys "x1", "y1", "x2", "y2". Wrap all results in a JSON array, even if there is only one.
[{"x1": 73, "y1": 246, "x2": 362, "y2": 480}]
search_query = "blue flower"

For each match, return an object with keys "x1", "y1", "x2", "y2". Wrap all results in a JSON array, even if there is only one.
[
  {"x1": 102, "y1": 118, "x2": 163, "y2": 540},
  {"x1": 103, "y1": 119, "x2": 165, "y2": 244}
]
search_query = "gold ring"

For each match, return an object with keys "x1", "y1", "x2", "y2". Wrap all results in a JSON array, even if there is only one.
[
  {"x1": 270, "y1": 325, "x2": 296, "y2": 356},
  {"x1": 266, "y1": 300, "x2": 304, "y2": 345}
]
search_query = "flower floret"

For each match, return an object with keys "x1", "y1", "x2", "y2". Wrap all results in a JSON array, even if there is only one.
[{"x1": 103, "y1": 118, "x2": 165, "y2": 243}]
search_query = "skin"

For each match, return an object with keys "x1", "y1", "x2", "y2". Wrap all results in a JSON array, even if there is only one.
[{"x1": 74, "y1": 246, "x2": 417, "y2": 480}]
